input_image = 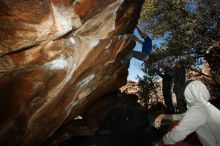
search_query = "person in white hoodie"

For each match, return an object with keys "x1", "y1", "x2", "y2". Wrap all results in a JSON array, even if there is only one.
[{"x1": 154, "y1": 80, "x2": 220, "y2": 146}]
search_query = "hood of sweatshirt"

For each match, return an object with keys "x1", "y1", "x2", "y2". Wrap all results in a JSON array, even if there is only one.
[{"x1": 184, "y1": 80, "x2": 210, "y2": 107}]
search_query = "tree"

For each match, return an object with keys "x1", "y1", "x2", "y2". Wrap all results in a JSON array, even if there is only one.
[
  {"x1": 138, "y1": 0, "x2": 220, "y2": 107},
  {"x1": 138, "y1": 66, "x2": 159, "y2": 109}
]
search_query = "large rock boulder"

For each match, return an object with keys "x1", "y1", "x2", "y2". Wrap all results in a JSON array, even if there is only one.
[{"x1": 0, "y1": 0, "x2": 144, "y2": 145}]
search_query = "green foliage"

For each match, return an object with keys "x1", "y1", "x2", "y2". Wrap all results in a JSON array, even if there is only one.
[
  {"x1": 138, "y1": 64, "x2": 159, "y2": 108},
  {"x1": 137, "y1": 0, "x2": 220, "y2": 107},
  {"x1": 139, "y1": 0, "x2": 220, "y2": 64}
]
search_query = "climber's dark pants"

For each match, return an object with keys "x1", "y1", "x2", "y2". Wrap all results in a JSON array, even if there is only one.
[
  {"x1": 175, "y1": 89, "x2": 187, "y2": 113},
  {"x1": 163, "y1": 90, "x2": 176, "y2": 114},
  {"x1": 130, "y1": 50, "x2": 149, "y2": 61}
]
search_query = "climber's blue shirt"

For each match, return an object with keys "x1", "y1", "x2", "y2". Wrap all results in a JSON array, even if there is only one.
[{"x1": 142, "y1": 36, "x2": 152, "y2": 55}]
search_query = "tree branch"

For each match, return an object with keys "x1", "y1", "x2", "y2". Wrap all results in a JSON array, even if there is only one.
[{"x1": 190, "y1": 67, "x2": 212, "y2": 78}]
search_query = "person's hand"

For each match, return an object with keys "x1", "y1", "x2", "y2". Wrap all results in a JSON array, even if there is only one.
[
  {"x1": 154, "y1": 143, "x2": 162, "y2": 146},
  {"x1": 154, "y1": 142, "x2": 164, "y2": 146},
  {"x1": 154, "y1": 114, "x2": 165, "y2": 129},
  {"x1": 136, "y1": 27, "x2": 147, "y2": 39},
  {"x1": 151, "y1": 139, "x2": 165, "y2": 146}
]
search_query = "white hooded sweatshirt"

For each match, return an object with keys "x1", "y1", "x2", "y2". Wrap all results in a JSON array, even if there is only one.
[{"x1": 163, "y1": 80, "x2": 220, "y2": 146}]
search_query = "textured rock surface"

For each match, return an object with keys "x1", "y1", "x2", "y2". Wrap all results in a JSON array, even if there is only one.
[{"x1": 0, "y1": 0, "x2": 144, "y2": 145}]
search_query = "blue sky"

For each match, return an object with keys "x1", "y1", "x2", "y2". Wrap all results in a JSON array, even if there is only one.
[{"x1": 127, "y1": 29, "x2": 163, "y2": 82}]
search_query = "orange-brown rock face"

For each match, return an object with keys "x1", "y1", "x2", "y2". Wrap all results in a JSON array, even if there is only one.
[{"x1": 0, "y1": 0, "x2": 144, "y2": 145}]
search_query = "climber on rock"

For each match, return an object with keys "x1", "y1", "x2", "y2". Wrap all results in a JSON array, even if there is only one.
[{"x1": 121, "y1": 26, "x2": 152, "y2": 64}]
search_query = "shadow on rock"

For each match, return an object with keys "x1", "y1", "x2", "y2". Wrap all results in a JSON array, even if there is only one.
[
  {"x1": 56, "y1": 93, "x2": 168, "y2": 146},
  {"x1": 80, "y1": 103, "x2": 166, "y2": 146}
]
